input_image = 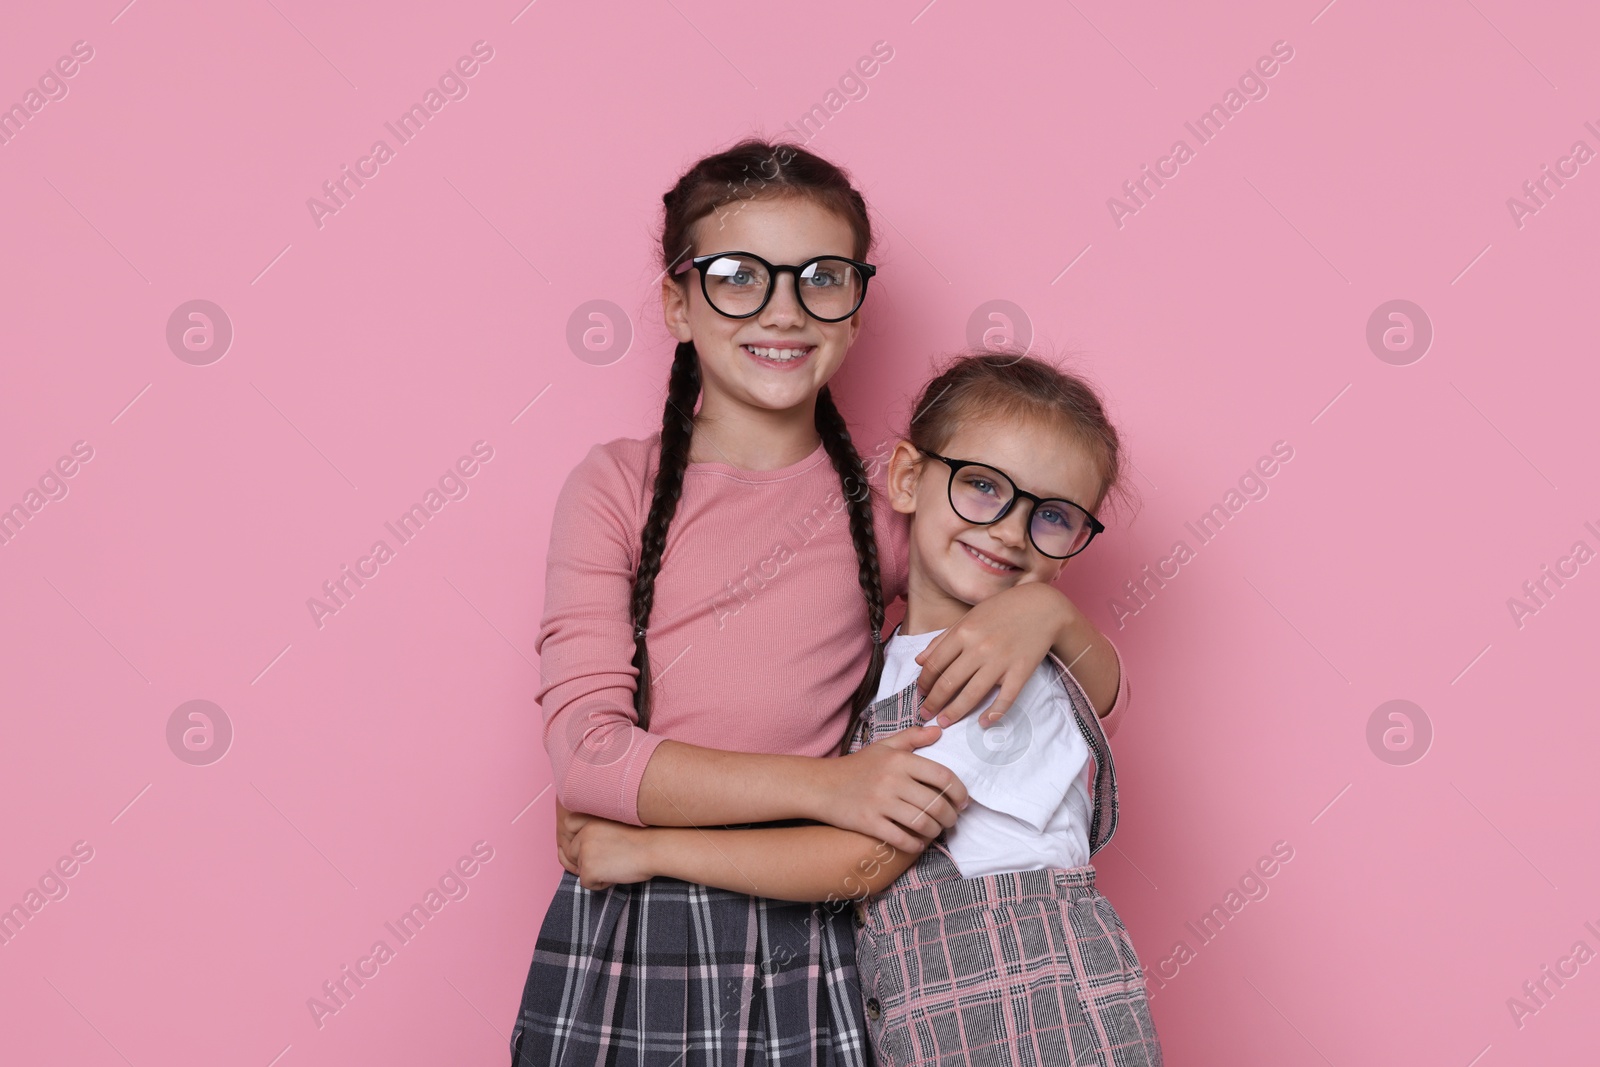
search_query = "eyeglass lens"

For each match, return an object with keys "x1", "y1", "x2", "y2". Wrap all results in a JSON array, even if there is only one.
[
  {"x1": 948, "y1": 464, "x2": 1093, "y2": 558},
  {"x1": 701, "y1": 255, "x2": 863, "y2": 320}
]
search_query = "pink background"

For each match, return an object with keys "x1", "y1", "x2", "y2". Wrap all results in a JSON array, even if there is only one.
[{"x1": 3, "y1": 1, "x2": 1597, "y2": 1063}]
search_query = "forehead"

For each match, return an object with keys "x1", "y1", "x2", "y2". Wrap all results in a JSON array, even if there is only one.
[
  {"x1": 691, "y1": 195, "x2": 856, "y2": 261},
  {"x1": 938, "y1": 415, "x2": 1103, "y2": 506}
]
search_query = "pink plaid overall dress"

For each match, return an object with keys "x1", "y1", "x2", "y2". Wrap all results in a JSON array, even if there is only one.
[{"x1": 847, "y1": 653, "x2": 1163, "y2": 1066}]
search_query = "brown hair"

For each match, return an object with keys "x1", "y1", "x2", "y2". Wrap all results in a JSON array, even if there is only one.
[
  {"x1": 908, "y1": 350, "x2": 1129, "y2": 517},
  {"x1": 631, "y1": 138, "x2": 885, "y2": 735}
]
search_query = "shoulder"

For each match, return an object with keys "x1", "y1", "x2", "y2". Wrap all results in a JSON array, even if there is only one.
[
  {"x1": 569, "y1": 434, "x2": 658, "y2": 487},
  {"x1": 549, "y1": 434, "x2": 660, "y2": 556},
  {"x1": 561, "y1": 434, "x2": 660, "y2": 506},
  {"x1": 1019, "y1": 660, "x2": 1093, "y2": 741}
]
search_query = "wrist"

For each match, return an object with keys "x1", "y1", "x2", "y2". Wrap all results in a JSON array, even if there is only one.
[
  {"x1": 1047, "y1": 592, "x2": 1089, "y2": 656},
  {"x1": 635, "y1": 827, "x2": 671, "y2": 881},
  {"x1": 789, "y1": 753, "x2": 837, "y2": 825}
]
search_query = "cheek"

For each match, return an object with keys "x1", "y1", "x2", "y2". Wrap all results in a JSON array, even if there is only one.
[{"x1": 913, "y1": 508, "x2": 964, "y2": 559}]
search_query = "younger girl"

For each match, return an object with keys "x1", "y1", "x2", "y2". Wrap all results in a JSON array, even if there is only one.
[
  {"x1": 513, "y1": 139, "x2": 1135, "y2": 1066},
  {"x1": 566, "y1": 353, "x2": 1164, "y2": 1066}
]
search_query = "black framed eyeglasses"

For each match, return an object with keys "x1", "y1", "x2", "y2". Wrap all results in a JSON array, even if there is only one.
[
  {"x1": 671, "y1": 250, "x2": 877, "y2": 322},
  {"x1": 919, "y1": 449, "x2": 1105, "y2": 560}
]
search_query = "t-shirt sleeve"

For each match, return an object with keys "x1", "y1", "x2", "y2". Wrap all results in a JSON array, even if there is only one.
[
  {"x1": 914, "y1": 670, "x2": 1088, "y2": 832},
  {"x1": 534, "y1": 441, "x2": 665, "y2": 826}
]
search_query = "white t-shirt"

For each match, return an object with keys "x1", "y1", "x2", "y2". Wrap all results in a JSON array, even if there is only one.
[{"x1": 874, "y1": 626, "x2": 1094, "y2": 878}]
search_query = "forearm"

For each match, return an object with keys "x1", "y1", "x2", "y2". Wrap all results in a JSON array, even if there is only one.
[
  {"x1": 635, "y1": 739, "x2": 832, "y2": 828},
  {"x1": 640, "y1": 824, "x2": 916, "y2": 903},
  {"x1": 1052, "y1": 612, "x2": 1121, "y2": 718}
]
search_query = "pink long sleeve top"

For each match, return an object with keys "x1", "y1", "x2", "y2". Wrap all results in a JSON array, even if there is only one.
[{"x1": 534, "y1": 433, "x2": 1129, "y2": 825}]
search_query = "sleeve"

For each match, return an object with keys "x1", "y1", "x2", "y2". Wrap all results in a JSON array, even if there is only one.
[
  {"x1": 1097, "y1": 634, "x2": 1130, "y2": 740},
  {"x1": 914, "y1": 671, "x2": 1085, "y2": 832},
  {"x1": 534, "y1": 441, "x2": 665, "y2": 826}
]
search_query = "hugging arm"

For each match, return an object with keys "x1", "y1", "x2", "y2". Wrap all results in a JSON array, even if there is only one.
[
  {"x1": 566, "y1": 811, "x2": 924, "y2": 903},
  {"x1": 912, "y1": 581, "x2": 1127, "y2": 736},
  {"x1": 538, "y1": 445, "x2": 970, "y2": 848},
  {"x1": 634, "y1": 727, "x2": 967, "y2": 854}
]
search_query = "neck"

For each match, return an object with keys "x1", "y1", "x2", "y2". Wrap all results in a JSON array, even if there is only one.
[{"x1": 689, "y1": 389, "x2": 822, "y2": 470}]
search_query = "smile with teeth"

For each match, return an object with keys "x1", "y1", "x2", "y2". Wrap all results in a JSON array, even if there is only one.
[
  {"x1": 960, "y1": 542, "x2": 1021, "y2": 572},
  {"x1": 743, "y1": 344, "x2": 814, "y2": 363}
]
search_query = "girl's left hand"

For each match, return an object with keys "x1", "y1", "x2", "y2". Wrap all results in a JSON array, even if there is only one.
[
  {"x1": 568, "y1": 820, "x2": 656, "y2": 891},
  {"x1": 913, "y1": 581, "x2": 1075, "y2": 727},
  {"x1": 554, "y1": 800, "x2": 595, "y2": 876}
]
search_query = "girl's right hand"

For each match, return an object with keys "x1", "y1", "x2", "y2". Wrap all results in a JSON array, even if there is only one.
[
  {"x1": 569, "y1": 820, "x2": 657, "y2": 892},
  {"x1": 819, "y1": 726, "x2": 970, "y2": 853}
]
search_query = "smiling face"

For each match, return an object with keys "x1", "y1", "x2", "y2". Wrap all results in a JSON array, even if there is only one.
[
  {"x1": 889, "y1": 413, "x2": 1107, "y2": 634},
  {"x1": 660, "y1": 194, "x2": 864, "y2": 429}
]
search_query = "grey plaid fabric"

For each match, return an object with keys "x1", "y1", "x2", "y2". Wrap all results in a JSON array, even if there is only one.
[
  {"x1": 848, "y1": 656, "x2": 1163, "y2": 1066},
  {"x1": 511, "y1": 868, "x2": 872, "y2": 1066}
]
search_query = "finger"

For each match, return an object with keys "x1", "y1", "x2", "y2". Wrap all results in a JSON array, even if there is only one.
[
  {"x1": 934, "y1": 663, "x2": 1003, "y2": 727},
  {"x1": 978, "y1": 673, "x2": 1027, "y2": 726},
  {"x1": 902, "y1": 793, "x2": 960, "y2": 831},
  {"x1": 891, "y1": 798, "x2": 943, "y2": 839},
  {"x1": 874, "y1": 819, "x2": 922, "y2": 855},
  {"x1": 920, "y1": 648, "x2": 984, "y2": 718},
  {"x1": 905, "y1": 757, "x2": 971, "y2": 809},
  {"x1": 913, "y1": 630, "x2": 962, "y2": 696},
  {"x1": 880, "y1": 723, "x2": 943, "y2": 750}
]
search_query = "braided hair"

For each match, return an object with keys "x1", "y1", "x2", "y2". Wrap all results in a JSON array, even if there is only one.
[{"x1": 632, "y1": 138, "x2": 885, "y2": 741}]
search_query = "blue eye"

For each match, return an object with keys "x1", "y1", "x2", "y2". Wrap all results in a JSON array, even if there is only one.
[{"x1": 1036, "y1": 505, "x2": 1076, "y2": 530}]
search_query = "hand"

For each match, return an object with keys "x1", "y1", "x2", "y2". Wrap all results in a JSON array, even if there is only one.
[
  {"x1": 818, "y1": 726, "x2": 970, "y2": 854},
  {"x1": 915, "y1": 581, "x2": 1077, "y2": 727},
  {"x1": 568, "y1": 820, "x2": 655, "y2": 891},
  {"x1": 554, "y1": 800, "x2": 595, "y2": 876}
]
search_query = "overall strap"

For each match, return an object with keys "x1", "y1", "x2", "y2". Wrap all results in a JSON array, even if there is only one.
[
  {"x1": 1043, "y1": 652, "x2": 1119, "y2": 857},
  {"x1": 852, "y1": 681, "x2": 925, "y2": 750},
  {"x1": 852, "y1": 680, "x2": 965, "y2": 865}
]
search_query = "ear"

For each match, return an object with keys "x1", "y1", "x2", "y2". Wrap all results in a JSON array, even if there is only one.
[
  {"x1": 886, "y1": 439, "x2": 923, "y2": 516},
  {"x1": 661, "y1": 273, "x2": 693, "y2": 344}
]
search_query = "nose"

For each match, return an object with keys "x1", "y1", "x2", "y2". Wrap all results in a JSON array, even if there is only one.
[
  {"x1": 987, "y1": 499, "x2": 1031, "y2": 551},
  {"x1": 758, "y1": 272, "x2": 806, "y2": 327}
]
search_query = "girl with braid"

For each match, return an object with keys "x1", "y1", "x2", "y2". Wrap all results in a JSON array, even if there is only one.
[{"x1": 511, "y1": 140, "x2": 1134, "y2": 1066}]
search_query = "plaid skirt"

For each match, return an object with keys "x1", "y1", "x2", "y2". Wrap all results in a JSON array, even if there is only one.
[
  {"x1": 848, "y1": 657, "x2": 1163, "y2": 1066},
  {"x1": 511, "y1": 867, "x2": 872, "y2": 1066}
]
